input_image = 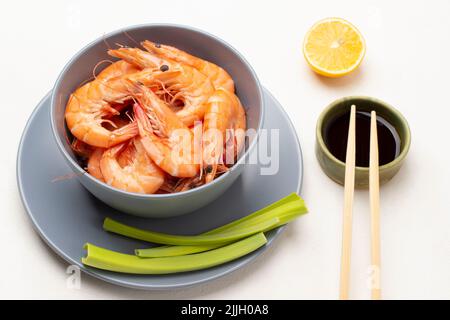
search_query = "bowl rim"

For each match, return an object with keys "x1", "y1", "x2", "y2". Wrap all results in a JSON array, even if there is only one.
[
  {"x1": 316, "y1": 95, "x2": 411, "y2": 172},
  {"x1": 50, "y1": 23, "x2": 264, "y2": 199}
]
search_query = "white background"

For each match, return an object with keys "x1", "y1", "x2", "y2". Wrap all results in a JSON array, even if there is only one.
[{"x1": 1, "y1": 0, "x2": 449, "y2": 299}]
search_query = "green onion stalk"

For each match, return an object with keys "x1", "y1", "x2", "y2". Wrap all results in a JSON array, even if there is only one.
[
  {"x1": 82, "y1": 233, "x2": 267, "y2": 274},
  {"x1": 109, "y1": 193, "x2": 307, "y2": 257}
]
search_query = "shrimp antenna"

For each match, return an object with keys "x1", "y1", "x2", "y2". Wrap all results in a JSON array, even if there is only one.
[
  {"x1": 173, "y1": 178, "x2": 184, "y2": 191},
  {"x1": 123, "y1": 30, "x2": 141, "y2": 48},
  {"x1": 156, "y1": 79, "x2": 175, "y2": 98},
  {"x1": 125, "y1": 109, "x2": 134, "y2": 123},
  {"x1": 51, "y1": 172, "x2": 83, "y2": 183},
  {"x1": 100, "y1": 118, "x2": 118, "y2": 129},
  {"x1": 102, "y1": 33, "x2": 112, "y2": 50},
  {"x1": 92, "y1": 59, "x2": 114, "y2": 80}
]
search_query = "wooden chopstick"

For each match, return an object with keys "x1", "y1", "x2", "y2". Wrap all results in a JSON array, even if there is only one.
[
  {"x1": 369, "y1": 111, "x2": 381, "y2": 299},
  {"x1": 339, "y1": 105, "x2": 356, "y2": 300}
]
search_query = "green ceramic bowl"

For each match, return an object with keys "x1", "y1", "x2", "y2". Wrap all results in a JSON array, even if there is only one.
[{"x1": 316, "y1": 96, "x2": 411, "y2": 188}]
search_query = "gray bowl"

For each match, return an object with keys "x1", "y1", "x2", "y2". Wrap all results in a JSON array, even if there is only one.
[{"x1": 50, "y1": 24, "x2": 263, "y2": 218}]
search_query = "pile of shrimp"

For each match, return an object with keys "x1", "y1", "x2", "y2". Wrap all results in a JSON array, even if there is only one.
[{"x1": 66, "y1": 41, "x2": 246, "y2": 194}]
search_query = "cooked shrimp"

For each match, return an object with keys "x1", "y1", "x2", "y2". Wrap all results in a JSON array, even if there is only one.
[
  {"x1": 141, "y1": 40, "x2": 235, "y2": 93},
  {"x1": 65, "y1": 61, "x2": 139, "y2": 148},
  {"x1": 87, "y1": 148, "x2": 104, "y2": 181},
  {"x1": 203, "y1": 89, "x2": 247, "y2": 183},
  {"x1": 108, "y1": 47, "x2": 214, "y2": 126},
  {"x1": 100, "y1": 138, "x2": 164, "y2": 194},
  {"x1": 129, "y1": 82, "x2": 200, "y2": 178}
]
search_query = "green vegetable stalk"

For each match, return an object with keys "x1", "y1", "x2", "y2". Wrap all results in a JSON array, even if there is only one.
[
  {"x1": 82, "y1": 233, "x2": 267, "y2": 274},
  {"x1": 135, "y1": 244, "x2": 225, "y2": 258},
  {"x1": 104, "y1": 217, "x2": 280, "y2": 246},
  {"x1": 133, "y1": 193, "x2": 307, "y2": 257},
  {"x1": 207, "y1": 192, "x2": 303, "y2": 233}
]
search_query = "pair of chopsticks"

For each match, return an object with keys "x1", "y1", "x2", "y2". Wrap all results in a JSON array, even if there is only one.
[{"x1": 339, "y1": 105, "x2": 381, "y2": 300}]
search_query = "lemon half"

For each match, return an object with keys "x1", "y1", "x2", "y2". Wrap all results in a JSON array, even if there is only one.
[{"x1": 303, "y1": 18, "x2": 366, "y2": 77}]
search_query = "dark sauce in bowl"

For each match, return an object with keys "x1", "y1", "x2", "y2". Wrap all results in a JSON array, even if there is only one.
[{"x1": 324, "y1": 111, "x2": 400, "y2": 167}]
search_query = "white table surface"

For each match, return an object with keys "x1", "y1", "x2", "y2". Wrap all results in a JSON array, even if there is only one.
[{"x1": 1, "y1": 0, "x2": 449, "y2": 300}]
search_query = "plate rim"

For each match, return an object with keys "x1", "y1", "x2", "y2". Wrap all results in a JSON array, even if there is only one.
[{"x1": 16, "y1": 87, "x2": 303, "y2": 290}]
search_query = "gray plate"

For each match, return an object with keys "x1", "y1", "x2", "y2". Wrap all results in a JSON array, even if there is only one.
[{"x1": 16, "y1": 87, "x2": 303, "y2": 290}]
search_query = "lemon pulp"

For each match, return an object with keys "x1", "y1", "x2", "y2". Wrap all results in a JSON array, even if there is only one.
[{"x1": 303, "y1": 18, "x2": 366, "y2": 77}]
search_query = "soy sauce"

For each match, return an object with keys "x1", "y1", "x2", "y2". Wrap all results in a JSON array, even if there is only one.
[{"x1": 324, "y1": 111, "x2": 401, "y2": 167}]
